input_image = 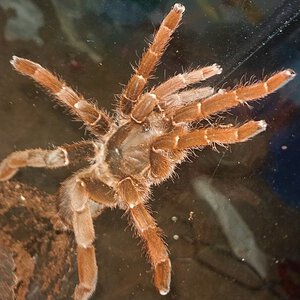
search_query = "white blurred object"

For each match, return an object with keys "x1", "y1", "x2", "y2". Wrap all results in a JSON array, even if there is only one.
[
  {"x1": 193, "y1": 176, "x2": 267, "y2": 278},
  {"x1": 51, "y1": 0, "x2": 102, "y2": 62},
  {"x1": 0, "y1": 0, "x2": 44, "y2": 45}
]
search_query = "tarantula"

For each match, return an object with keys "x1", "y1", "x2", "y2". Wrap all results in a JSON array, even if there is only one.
[{"x1": 0, "y1": 3, "x2": 295, "y2": 300}]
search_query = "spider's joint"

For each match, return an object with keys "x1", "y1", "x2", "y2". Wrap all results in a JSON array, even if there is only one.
[
  {"x1": 123, "y1": 94, "x2": 137, "y2": 104},
  {"x1": 45, "y1": 148, "x2": 69, "y2": 167},
  {"x1": 162, "y1": 115, "x2": 170, "y2": 123},
  {"x1": 197, "y1": 102, "x2": 202, "y2": 114},
  {"x1": 130, "y1": 114, "x2": 143, "y2": 124},
  {"x1": 179, "y1": 74, "x2": 187, "y2": 85},
  {"x1": 148, "y1": 48, "x2": 158, "y2": 57},
  {"x1": 204, "y1": 129, "x2": 210, "y2": 144},
  {"x1": 74, "y1": 204, "x2": 87, "y2": 213},
  {"x1": 233, "y1": 90, "x2": 242, "y2": 104},
  {"x1": 152, "y1": 146, "x2": 159, "y2": 153},
  {"x1": 90, "y1": 113, "x2": 102, "y2": 126},
  {"x1": 234, "y1": 128, "x2": 239, "y2": 140},
  {"x1": 56, "y1": 85, "x2": 72, "y2": 100},
  {"x1": 171, "y1": 118, "x2": 182, "y2": 127},
  {"x1": 74, "y1": 100, "x2": 87, "y2": 109},
  {"x1": 118, "y1": 176, "x2": 136, "y2": 187},
  {"x1": 136, "y1": 74, "x2": 147, "y2": 84},
  {"x1": 92, "y1": 141, "x2": 100, "y2": 153},
  {"x1": 162, "y1": 24, "x2": 174, "y2": 33},
  {"x1": 263, "y1": 82, "x2": 269, "y2": 94},
  {"x1": 173, "y1": 94, "x2": 181, "y2": 103},
  {"x1": 58, "y1": 146, "x2": 69, "y2": 166},
  {"x1": 139, "y1": 224, "x2": 156, "y2": 233},
  {"x1": 81, "y1": 244, "x2": 94, "y2": 250},
  {"x1": 129, "y1": 203, "x2": 138, "y2": 209},
  {"x1": 174, "y1": 135, "x2": 179, "y2": 148},
  {"x1": 156, "y1": 103, "x2": 164, "y2": 112},
  {"x1": 149, "y1": 92, "x2": 157, "y2": 100}
]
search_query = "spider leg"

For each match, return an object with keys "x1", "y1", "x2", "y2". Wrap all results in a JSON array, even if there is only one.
[
  {"x1": 149, "y1": 148, "x2": 174, "y2": 181},
  {"x1": 119, "y1": 3, "x2": 185, "y2": 115},
  {"x1": 117, "y1": 177, "x2": 171, "y2": 295},
  {"x1": 171, "y1": 69, "x2": 296, "y2": 124},
  {"x1": 59, "y1": 172, "x2": 117, "y2": 300},
  {"x1": 152, "y1": 120, "x2": 267, "y2": 151},
  {"x1": 130, "y1": 203, "x2": 171, "y2": 295},
  {"x1": 11, "y1": 56, "x2": 112, "y2": 137},
  {"x1": 154, "y1": 64, "x2": 221, "y2": 100},
  {"x1": 130, "y1": 65, "x2": 221, "y2": 123},
  {"x1": 149, "y1": 126, "x2": 187, "y2": 181},
  {"x1": 161, "y1": 87, "x2": 215, "y2": 111},
  {"x1": 0, "y1": 141, "x2": 97, "y2": 181}
]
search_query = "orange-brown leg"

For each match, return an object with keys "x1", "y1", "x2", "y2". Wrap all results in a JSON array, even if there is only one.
[
  {"x1": 153, "y1": 120, "x2": 267, "y2": 151},
  {"x1": 153, "y1": 64, "x2": 221, "y2": 100},
  {"x1": 130, "y1": 65, "x2": 221, "y2": 123},
  {"x1": 161, "y1": 87, "x2": 214, "y2": 112},
  {"x1": 117, "y1": 177, "x2": 171, "y2": 295},
  {"x1": 130, "y1": 203, "x2": 171, "y2": 295},
  {"x1": 0, "y1": 141, "x2": 97, "y2": 181},
  {"x1": 149, "y1": 126, "x2": 187, "y2": 182},
  {"x1": 172, "y1": 69, "x2": 296, "y2": 124},
  {"x1": 59, "y1": 172, "x2": 117, "y2": 300},
  {"x1": 149, "y1": 147, "x2": 174, "y2": 181},
  {"x1": 11, "y1": 56, "x2": 112, "y2": 136},
  {"x1": 119, "y1": 3, "x2": 185, "y2": 115}
]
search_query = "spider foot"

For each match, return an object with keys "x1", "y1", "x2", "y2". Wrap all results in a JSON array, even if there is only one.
[
  {"x1": 155, "y1": 259, "x2": 171, "y2": 295},
  {"x1": 74, "y1": 284, "x2": 93, "y2": 300}
]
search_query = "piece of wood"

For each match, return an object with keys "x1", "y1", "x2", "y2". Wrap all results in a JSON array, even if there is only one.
[{"x1": 0, "y1": 181, "x2": 76, "y2": 299}]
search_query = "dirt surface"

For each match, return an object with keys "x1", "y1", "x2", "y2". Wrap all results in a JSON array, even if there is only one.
[
  {"x1": 1, "y1": 175, "x2": 300, "y2": 299},
  {"x1": 0, "y1": 181, "x2": 76, "y2": 300}
]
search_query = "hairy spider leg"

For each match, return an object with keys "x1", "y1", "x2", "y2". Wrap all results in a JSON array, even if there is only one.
[
  {"x1": 59, "y1": 172, "x2": 116, "y2": 300},
  {"x1": 160, "y1": 87, "x2": 214, "y2": 111},
  {"x1": 10, "y1": 56, "x2": 112, "y2": 137},
  {"x1": 0, "y1": 141, "x2": 97, "y2": 181},
  {"x1": 130, "y1": 65, "x2": 222, "y2": 123},
  {"x1": 117, "y1": 177, "x2": 171, "y2": 295},
  {"x1": 146, "y1": 68, "x2": 296, "y2": 179},
  {"x1": 152, "y1": 120, "x2": 267, "y2": 150},
  {"x1": 172, "y1": 69, "x2": 296, "y2": 124},
  {"x1": 119, "y1": 3, "x2": 185, "y2": 115},
  {"x1": 154, "y1": 64, "x2": 222, "y2": 99},
  {"x1": 149, "y1": 126, "x2": 187, "y2": 182}
]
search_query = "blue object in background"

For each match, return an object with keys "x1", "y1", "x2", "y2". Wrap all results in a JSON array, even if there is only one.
[{"x1": 264, "y1": 118, "x2": 300, "y2": 208}]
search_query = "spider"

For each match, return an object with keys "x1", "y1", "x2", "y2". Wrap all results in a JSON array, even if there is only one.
[{"x1": 0, "y1": 3, "x2": 295, "y2": 300}]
